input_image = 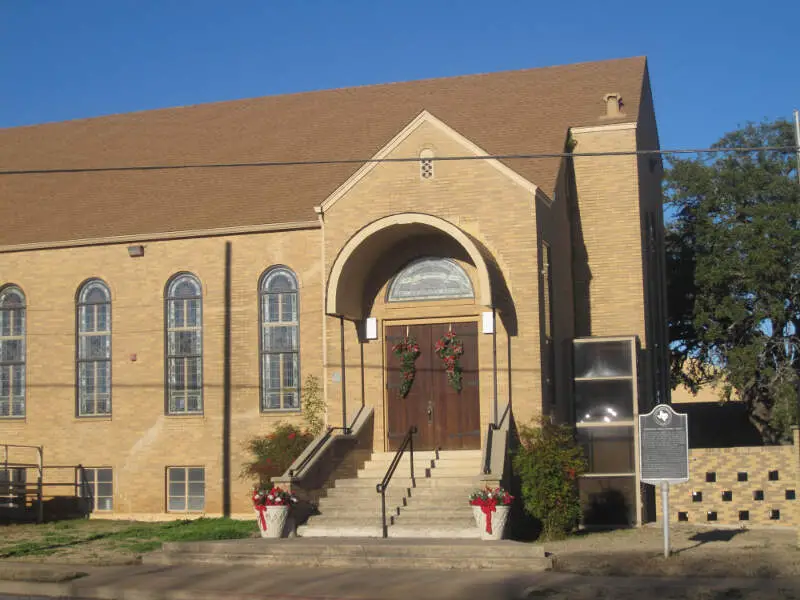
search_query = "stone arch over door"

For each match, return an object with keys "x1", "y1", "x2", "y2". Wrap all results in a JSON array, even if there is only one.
[{"x1": 326, "y1": 213, "x2": 495, "y2": 320}]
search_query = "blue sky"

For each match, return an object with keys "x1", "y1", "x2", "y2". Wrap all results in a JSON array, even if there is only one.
[{"x1": 1, "y1": 1, "x2": 797, "y2": 152}]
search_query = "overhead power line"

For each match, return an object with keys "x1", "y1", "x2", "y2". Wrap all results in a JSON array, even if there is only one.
[{"x1": 0, "y1": 146, "x2": 798, "y2": 176}]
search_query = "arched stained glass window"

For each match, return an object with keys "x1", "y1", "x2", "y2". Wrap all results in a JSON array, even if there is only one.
[
  {"x1": 0, "y1": 285, "x2": 26, "y2": 418},
  {"x1": 165, "y1": 273, "x2": 203, "y2": 414},
  {"x1": 260, "y1": 267, "x2": 299, "y2": 411},
  {"x1": 77, "y1": 280, "x2": 111, "y2": 416},
  {"x1": 387, "y1": 257, "x2": 474, "y2": 302}
]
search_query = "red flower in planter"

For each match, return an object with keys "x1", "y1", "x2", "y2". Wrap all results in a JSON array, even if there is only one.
[{"x1": 288, "y1": 432, "x2": 296, "y2": 440}]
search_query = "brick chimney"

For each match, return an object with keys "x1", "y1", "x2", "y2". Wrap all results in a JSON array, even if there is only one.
[{"x1": 603, "y1": 93, "x2": 623, "y2": 117}]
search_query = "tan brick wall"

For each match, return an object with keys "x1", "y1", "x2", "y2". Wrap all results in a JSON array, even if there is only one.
[
  {"x1": 321, "y1": 119, "x2": 543, "y2": 446},
  {"x1": 571, "y1": 120, "x2": 663, "y2": 410},
  {"x1": 571, "y1": 125, "x2": 645, "y2": 342},
  {"x1": 656, "y1": 435, "x2": 799, "y2": 528},
  {"x1": 0, "y1": 229, "x2": 323, "y2": 516}
]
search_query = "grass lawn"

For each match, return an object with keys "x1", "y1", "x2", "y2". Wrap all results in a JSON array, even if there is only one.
[{"x1": 0, "y1": 518, "x2": 258, "y2": 565}]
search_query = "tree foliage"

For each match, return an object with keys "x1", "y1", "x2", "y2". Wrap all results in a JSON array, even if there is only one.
[{"x1": 665, "y1": 119, "x2": 800, "y2": 442}]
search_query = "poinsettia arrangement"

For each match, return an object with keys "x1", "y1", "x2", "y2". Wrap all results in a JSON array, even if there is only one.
[
  {"x1": 392, "y1": 337, "x2": 421, "y2": 398},
  {"x1": 435, "y1": 331, "x2": 464, "y2": 392},
  {"x1": 252, "y1": 485, "x2": 297, "y2": 507},
  {"x1": 469, "y1": 486, "x2": 514, "y2": 507},
  {"x1": 469, "y1": 486, "x2": 514, "y2": 535}
]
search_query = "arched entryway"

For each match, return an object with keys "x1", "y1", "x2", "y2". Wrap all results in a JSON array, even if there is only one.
[{"x1": 326, "y1": 213, "x2": 510, "y2": 451}]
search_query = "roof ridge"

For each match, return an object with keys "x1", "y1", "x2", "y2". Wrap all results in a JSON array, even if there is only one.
[{"x1": 2, "y1": 56, "x2": 647, "y2": 131}]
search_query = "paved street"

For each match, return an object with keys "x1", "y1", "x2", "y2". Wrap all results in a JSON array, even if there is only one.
[{"x1": 2, "y1": 563, "x2": 800, "y2": 600}]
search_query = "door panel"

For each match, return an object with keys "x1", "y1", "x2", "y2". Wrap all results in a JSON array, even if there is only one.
[
  {"x1": 386, "y1": 321, "x2": 480, "y2": 451},
  {"x1": 386, "y1": 324, "x2": 434, "y2": 450}
]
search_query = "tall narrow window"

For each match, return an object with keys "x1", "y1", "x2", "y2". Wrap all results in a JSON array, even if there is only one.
[
  {"x1": 165, "y1": 274, "x2": 203, "y2": 414},
  {"x1": 260, "y1": 267, "x2": 299, "y2": 411},
  {"x1": 77, "y1": 280, "x2": 111, "y2": 416},
  {"x1": 0, "y1": 285, "x2": 26, "y2": 418}
]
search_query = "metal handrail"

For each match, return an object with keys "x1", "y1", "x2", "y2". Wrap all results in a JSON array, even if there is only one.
[{"x1": 376, "y1": 426, "x2": 417, "y2": 538}]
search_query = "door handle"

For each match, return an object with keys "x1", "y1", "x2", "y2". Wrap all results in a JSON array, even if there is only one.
[{"x1": 427, "y1": 401, "x2": 434, "y2": 424}]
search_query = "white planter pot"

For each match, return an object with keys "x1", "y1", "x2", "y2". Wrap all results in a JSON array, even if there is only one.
[
  {"x1": 472, "y1": 505, "x2": 483, "y2": 528},
  {"x1": 474, "y1": 504, "x2": 511, "y2": 541},
  {"x1": 255, "y1": 505, "x2": 290, "y2": 538}
]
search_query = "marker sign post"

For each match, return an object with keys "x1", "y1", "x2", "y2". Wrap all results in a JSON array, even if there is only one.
[{"x1": 639, "y1": 405, "x2": 689, "y2": 558}]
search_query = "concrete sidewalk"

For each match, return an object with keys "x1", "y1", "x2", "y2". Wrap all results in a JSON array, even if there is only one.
[{"x1": 2, "y1": 562, "x2": 800, "y2": 600}]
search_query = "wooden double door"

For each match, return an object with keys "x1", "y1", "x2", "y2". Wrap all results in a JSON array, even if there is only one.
[{"x1": 386, "y1": 321, "x2": 480, "y2": 451}]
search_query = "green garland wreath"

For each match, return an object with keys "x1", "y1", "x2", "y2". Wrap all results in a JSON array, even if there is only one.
[
  {"x1": 392, "y1": 337, "x2": 421, "y2": 398},
  {"x1": 434, "y1": 331, "x2": 464, "y2": 392}
]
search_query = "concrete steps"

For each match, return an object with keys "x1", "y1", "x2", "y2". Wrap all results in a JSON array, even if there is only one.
[
  {"x1": 298, "y1": 449, "x2": 483, "y2": 539},
  {"x1": 144, "y1": 538, "x2": 551, "y2": 571}
]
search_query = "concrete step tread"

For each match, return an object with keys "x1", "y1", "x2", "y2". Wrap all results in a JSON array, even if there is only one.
[
  {"x1": 158, "y1": 538, "x2": 547, "y2": 558},
  {"x1": 145, "y1": 550, "x2": 551, "y2": 571},
  {"x1": 370, "y1": 450, "x2": 482, "y2": 459},
  {"x1": 335, "y1": 478, "x2": 476, "y2": 488}
]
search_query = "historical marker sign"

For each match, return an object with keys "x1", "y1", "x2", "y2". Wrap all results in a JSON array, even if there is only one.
[{"x1": 639, "y1": 404, "x2": 689, "y2": 484}]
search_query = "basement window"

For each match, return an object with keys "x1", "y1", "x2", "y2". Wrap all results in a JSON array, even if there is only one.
[{"x1": 167, "y1": 467, "x2": 205, "y2": 512}]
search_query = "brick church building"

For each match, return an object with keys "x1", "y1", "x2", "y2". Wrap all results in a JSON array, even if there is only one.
[{"x1": 0, "y1": 56, "x2": 668, "y2": 530}]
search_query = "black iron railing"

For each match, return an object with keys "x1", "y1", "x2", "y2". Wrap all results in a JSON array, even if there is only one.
[
  {"x1": 376, "y1": 426, "x2": 417, "y2": 538},
  {"x1": 287, "y1": 406, "x2": 365, "y2": 479}
]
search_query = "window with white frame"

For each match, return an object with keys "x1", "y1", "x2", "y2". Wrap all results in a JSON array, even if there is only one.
[
  {"x1": 165, "y1": 274, "x2": 203, "y2": 414},
  {"x1": 167, "y1": 467, "x2": 205, "y2": 511},
  {"x1": 0, "y1": 285, "x2": 26, "y2": 418},
  {"x1": 259, "y1": 267, "x2": 299, "y2": 411},
  {"x1": 77, "y1": 280, "x2": 111, "y2": 416},
  {"x1": 80, "y1": 467, "x2": 113, "y2": 511}
]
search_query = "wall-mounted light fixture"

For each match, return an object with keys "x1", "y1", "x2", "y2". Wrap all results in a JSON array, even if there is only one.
[
  {"x1": 363, "y1": 317, "x2": 378, "y2": 340},
  {"x1": 481, "y1": 311, "x2": 495, "y2": 334},
  {"x1": 127, "y1": 245, "x2": 145, "y2": 258}
]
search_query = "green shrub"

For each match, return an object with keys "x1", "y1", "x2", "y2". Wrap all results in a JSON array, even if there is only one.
[
  {"x1": 512, "y1": 418, "x2": 587, "y2": 540},
  {"x1": 241, "y1": 423, "x2": 314, "y2": 487}
]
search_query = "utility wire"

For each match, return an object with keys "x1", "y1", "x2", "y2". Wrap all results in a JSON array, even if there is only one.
[{"x1": 1, "y1": 146, "x2": 798, "y2": 176}]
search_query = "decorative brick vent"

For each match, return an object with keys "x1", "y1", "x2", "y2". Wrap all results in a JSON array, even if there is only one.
[
  {"x1": 656, "y1": 433, "x2": 799, "y2": 528},
  {"x1": 419, "y1": 149, "x2": 434, "y2": 180}
]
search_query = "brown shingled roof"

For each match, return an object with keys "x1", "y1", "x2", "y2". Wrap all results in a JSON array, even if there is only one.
[{"x1": 0, "y1": 57, "x2": 647, "y2": 247}]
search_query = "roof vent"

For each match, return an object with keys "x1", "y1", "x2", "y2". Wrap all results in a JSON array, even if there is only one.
[{"x1": 603, "y1": 93, "x2": 623, "y2": 117}]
